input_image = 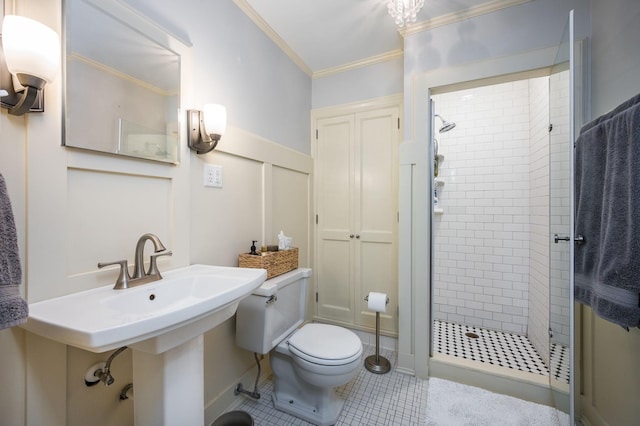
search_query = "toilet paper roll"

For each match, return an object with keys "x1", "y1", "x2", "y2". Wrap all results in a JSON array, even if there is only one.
[{"x1": 367, "y1": 292, "x2": 388, "y2": 313}]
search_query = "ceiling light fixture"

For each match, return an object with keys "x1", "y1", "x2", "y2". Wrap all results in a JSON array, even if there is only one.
[{"x1": 387, "y1": 0, "x2": 425, "y2": 27}]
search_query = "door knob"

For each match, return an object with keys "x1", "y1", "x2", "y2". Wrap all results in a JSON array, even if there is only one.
[
  {"x1": 350, "y1": 234, "x2": 354, "y2": 239},
  {"x1": 355, "y1": 234, "x2": 360, "y2": 239},
  {"x1": 554, "y1": 234, "x2": 570, "y2": 243}
]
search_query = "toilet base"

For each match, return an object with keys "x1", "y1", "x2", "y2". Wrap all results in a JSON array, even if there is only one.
[
  {"x1": 271, "y1": 345, "x2": 353, "y2": 426},
  {"x1": 272, "y1": 387, "x2": 344, "y2": 426}
]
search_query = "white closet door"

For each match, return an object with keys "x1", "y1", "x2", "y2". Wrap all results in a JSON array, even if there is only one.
[
  {"x1": 355, "y1": 107, "x2": 399, "y2": 333},
  {"x1": 316, "y1": 115, "x2": 356, "y2": 323}
]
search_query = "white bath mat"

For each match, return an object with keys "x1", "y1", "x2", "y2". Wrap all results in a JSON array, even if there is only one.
[{"x1": 425, "y1": 378, "x2": 570, "y2": 425}]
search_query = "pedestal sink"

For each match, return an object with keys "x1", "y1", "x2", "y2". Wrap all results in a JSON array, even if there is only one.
[{"x1": 21, "y1": 264, "x2": 267, "y2": 426}]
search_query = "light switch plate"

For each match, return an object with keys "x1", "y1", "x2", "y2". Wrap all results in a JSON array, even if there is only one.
[{"x1": 204, "y1": 164, "x2": 223, "y2": 188}]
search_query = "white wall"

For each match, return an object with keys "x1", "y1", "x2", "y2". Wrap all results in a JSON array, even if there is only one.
[
  {"x1": 580, "y1": 1, "x2": 640, "y2": 425},
  {"x1": 311, "y1": 57, "x2": 404, "y2": 109},
  {"x1": 0, "y1": 1, "x2": 312, "y2": 425}
]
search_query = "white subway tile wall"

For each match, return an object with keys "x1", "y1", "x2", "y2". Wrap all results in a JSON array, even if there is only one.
[{"x1": 432, "y1": 77, "x2": 556, "y2": 336}]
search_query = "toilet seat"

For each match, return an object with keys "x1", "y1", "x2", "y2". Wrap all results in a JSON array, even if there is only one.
[{"x1": 287, "y1": 323, "x2": 362, "y2": 366}]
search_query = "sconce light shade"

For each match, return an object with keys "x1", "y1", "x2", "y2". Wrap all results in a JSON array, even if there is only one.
[
  {"x1": 203, "y1": 103, "x2": 227, "y2": 137},
  {"x1": 187, "y1": 104, "x2": 227, "y2": 154},
  {"x1": 1, "y1": 15, "x2": 60, "y2": 115},
  {"x1": 3, "y1": 15, "x2": 60, "y2": 85}
]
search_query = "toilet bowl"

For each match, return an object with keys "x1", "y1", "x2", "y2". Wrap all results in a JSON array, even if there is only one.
[
  {"x1": 270, "y1": 323, "x2": 362, "y2": 425},
  {"x1": 285, "y1": 323, "x2": 362, "y2": 387},
  {"x1": 235, "y1": 269, "x2": 363, "y2": 426}
]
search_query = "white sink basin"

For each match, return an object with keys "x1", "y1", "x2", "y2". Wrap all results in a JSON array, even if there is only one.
[{"x1": 23, "y1": 264, "x2": 267, "y2": 353}]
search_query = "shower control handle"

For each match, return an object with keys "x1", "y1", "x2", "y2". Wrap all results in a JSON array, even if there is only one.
[{"x1": 554, "y1": 234, "x2": 586, "y2": 245}]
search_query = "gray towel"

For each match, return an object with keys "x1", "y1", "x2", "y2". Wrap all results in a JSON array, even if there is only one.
[
  {"x1": 0, "y1": 173, "x2": 28, "y2": 329},
  {"x1": 574, "y1": 93, "x2": 640, "y2": 329}
]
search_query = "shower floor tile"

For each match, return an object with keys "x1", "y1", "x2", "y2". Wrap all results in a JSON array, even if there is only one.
[
  {"x1": 233, "y1": 344, "x2": 429, "y2": 425},
  {"x1": 550, "y1": 342, "x2": 570, "y2": 384},
  {"x1": 432, "y1": 320, "x2": 551, "y2": 377}
]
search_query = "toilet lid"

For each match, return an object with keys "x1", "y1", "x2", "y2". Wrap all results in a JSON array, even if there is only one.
[{"x1": 287, "y1": 323, "x2": 362, "y2": 366}]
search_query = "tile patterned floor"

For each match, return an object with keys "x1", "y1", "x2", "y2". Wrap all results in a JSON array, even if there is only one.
[
  {"x1": 230, "y1": 334, "x2": 570, "y2": 425},
  {"x1": 550, "y1": 342, "x2": 571, "y2": 384},
  {"x1": 432, "y1": 320, "x2": 570, "y2": 384},
  {"x1": 234, "y1": 344, "x2": 428, "y2": 426}
]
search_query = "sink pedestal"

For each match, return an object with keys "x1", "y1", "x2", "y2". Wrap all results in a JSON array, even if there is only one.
[{"x1": 133, "y1": 335, "x2": 205, "y2": 426}]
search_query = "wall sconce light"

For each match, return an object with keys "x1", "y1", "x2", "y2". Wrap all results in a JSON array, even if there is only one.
[
  {"x1": 0, "y1": 15, "x2": 60, "y2": 116},
  {"x1": 187, "y1": 104, "x2": 227, "y2": 154}
]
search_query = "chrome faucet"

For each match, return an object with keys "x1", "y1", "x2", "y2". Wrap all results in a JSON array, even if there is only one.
[{"x1": 98, "y1": 233, "x2": 173, "y2": 290}]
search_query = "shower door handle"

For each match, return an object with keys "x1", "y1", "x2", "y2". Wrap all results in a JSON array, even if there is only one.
[{"x1": 554, "y1": 234, "x2": 586, "y2": 245}]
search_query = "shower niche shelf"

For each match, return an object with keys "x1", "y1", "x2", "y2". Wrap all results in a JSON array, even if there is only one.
[{"x1": 434, "y1": 207, "x2": 444, "y2": 215}]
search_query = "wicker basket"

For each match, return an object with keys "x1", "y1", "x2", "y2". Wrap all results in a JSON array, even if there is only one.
[{"x1": 238, "y1": 247, "x2": 298, "y2": 279}]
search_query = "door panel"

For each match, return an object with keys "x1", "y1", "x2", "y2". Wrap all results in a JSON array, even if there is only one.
[
  {"x1": 318, "y1": 239, "x2": 353, "y2": 321},
  {"x1": 316, "y1": 115, "x2": 355, "y2": 322},
  {"x1": 358, "y1": 241, "x2": 397, "y2": 330},
  {"x1": 355, "y1": 107, "x2": 399, "y2": 332}
]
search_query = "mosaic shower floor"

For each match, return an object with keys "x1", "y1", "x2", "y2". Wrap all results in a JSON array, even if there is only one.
[{"x1": 432, "y1": 320, "x2": 570, "y2": 383}]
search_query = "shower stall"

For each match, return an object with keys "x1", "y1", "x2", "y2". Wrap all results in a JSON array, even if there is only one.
[
  {"x1": 426, "y1": 14, "x2": 576, "y2": 418},
  {"x1": 395, "y1": 11, "x2": 578, "y2": 422},
  {"x1": 430, "y1": 71, "x2": 571, "y2": 381}
]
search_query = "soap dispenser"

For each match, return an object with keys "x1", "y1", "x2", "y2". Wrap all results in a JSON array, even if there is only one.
[{"x1": 250, "y1": 240, "x2": 259, "y2": 255}]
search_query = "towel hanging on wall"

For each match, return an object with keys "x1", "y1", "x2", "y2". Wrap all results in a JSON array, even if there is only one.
[
  {"x1": 0, "y1": 173, "x2": 28, "y2": 329},
  {"x1": 574, "y1": 93, "x2": 640, "y2": 329}
]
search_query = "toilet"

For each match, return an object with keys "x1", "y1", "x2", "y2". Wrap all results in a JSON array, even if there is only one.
[{"x1": 235, "y1": 268, "x2": 363, "y2": 426}]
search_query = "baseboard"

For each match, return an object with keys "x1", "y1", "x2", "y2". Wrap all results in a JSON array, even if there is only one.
[
  {"x1": 396, "y1": 352, "x2": 416, "y2": 375},
  {"x1": 351, "y1": 329, "x2": 398, "y2": 351}
]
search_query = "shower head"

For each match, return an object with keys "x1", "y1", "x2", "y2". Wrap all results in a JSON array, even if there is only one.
[{"x1": 435, "y1": 114, "x2": 456, "y2": 133}]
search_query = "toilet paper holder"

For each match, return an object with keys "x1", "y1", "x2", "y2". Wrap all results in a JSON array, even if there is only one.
[
  {"x1": 364, "y1": 294, "x2": 389, "y2": 305},
  {"x1": 363, "y1": 293, "x2": 391, "y2": 374}
]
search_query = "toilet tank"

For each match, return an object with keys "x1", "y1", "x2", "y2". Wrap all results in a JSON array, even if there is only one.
[{"x1": 235, "y1": 268, "x2": 312, "y2": 354}]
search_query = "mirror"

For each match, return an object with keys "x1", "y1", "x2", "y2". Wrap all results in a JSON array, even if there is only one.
[{"x1": 63, "y1": 0, "x2": 181, "y2": 163}]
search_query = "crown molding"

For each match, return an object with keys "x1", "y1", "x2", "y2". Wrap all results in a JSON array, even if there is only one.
[
  {"x1": 400, "y1": 0, "x2": 535, "y2": 37},
  {"x1": 311, "y1": 93, "x2": 403, "y2": 118},
  {"x1": 233, "y1": 0, "x2": 313, "y2": 77},
  {"x1": 234, "y1": 0, "x2": 534, "y2": 79},
  {"x1": 312, "y1": 49, "x2": 404, "y2": 80}
]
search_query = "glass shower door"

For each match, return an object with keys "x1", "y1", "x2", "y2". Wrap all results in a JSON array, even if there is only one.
[{"x1": 548, "y1": 10, "x2": 576, "y2": 423}]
